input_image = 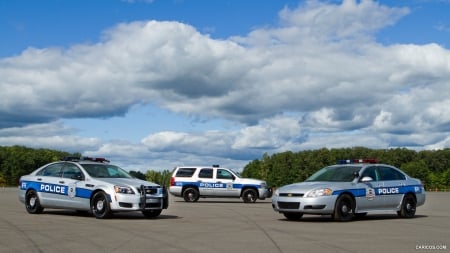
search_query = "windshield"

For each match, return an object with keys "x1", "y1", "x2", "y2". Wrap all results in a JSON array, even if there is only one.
[
  {"x1": 230, "y1": 169, "x2": 242, "y2": 178},
  {"x1": 82, "y1": 164, "x2": 133, "y2": 178},
  {"x1": 305, "y1": 165, "x2": 362, "y2": 182}
]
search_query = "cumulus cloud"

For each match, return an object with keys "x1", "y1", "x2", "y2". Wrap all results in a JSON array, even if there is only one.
[{"x1": 1, "y1": 0, "x2": 450, "y2": 170}]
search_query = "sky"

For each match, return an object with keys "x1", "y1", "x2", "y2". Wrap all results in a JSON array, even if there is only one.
[{"x1": 1, "y1": 0, "x2": 450, "y2": 172}]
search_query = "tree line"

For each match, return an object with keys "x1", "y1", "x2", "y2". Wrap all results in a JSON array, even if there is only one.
[
  {"x1": 1, "y1": 145, "x2": 449, "y2": 190},
  {"x1": 240, "y1": 147, "x2": 450, "y2": 190}
]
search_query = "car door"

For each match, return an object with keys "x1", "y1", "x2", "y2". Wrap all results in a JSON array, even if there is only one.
[
  {"x1": 60, "y1": 163, "x2": 89, "y2": 209},
  {"x1": 197, "y1": 168, "x2": 215, "y2": 196},
  {"x1": 376, "y1": 166, "x2": 406, "y2": 209},
  {"x1": 34, "y1": 163, "x2": 66, "y2": 207},
  {"x1": 214, "y1": 169, "x2": 240, "y2": 197},
  {"x1": 357, "y1": 166, "x2": 385, "y2": 211}
]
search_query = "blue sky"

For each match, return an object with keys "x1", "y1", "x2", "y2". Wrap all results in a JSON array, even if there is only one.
[{"x1": 1, "y1": 0, "x2": 450, "y2": 172}]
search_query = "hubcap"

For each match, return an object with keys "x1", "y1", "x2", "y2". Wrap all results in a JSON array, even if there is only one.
[
  {"x1": 341, "y1": 204, "x2": 349, "y2": 214},
  {"x1": 30, "y1": 197, "x2": 36, "y2": 207},
  {"x1": 96, "y1": 200, "x2": 104, "y2": 211}
]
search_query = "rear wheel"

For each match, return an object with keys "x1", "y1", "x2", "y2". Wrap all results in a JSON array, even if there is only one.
[
  {"x1": 242, "y1": 188, "x2": 257, "y2": 203},
  {"x1": 183, "y1": 187, "x2": 199, "y2": 202},
  {"x1": 25, "y1": 190, "x2": 44, "y2": 214},
  {"x1": 283, "y1": 212, "x2": 303, "y2": 221},
  {"x1": 91, "y1": 191, "x2": 112, "y2": 219},
  {"x1": 398, "y1": 194, "x2": 417, "y2": 218},
  {"x1": 142, "y1": 209, "x2": 162, "y2": 218},
  {"x1": 334, "y1": 194, "x2": 354, "y2": 222}
]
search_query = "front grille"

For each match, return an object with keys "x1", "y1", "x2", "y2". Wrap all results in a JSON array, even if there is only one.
[
  {"x1": 278, "y1": 201, "x2": 300, "y2": 209},
  {"x1": 279, "y1": 193, "x2": 304, "y2": 197},
  {"x1": 138, "y1": 186, "x2": 158, "y2": 195}
]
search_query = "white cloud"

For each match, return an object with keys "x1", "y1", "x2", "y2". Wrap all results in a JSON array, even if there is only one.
[{"x1": 1, "y1": 1, "x2": 450, "y2": 170}]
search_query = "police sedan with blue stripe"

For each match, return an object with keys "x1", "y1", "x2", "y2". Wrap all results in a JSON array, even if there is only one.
[
  {"x1": 18, "y1": 157, "x2": 168, "y2": 219},
  {"x1": 272, "y1": 159, "x2": 426, "y2": 221}
]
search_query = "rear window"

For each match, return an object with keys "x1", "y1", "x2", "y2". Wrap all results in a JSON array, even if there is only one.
[{"x1": 175, "y1": 168, "x2": 197, "y2": 177}]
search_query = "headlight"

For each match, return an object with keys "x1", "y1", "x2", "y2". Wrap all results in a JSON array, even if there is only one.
[
  {"x1": 260, "y1": 182, "x2": 267, "y2": 188},
  {"x1": 305, "y1": 188, "x2": 332, "y2": 198},
  {"x1": 114, "y1": 185, "x2": 135, "y2": 194}
]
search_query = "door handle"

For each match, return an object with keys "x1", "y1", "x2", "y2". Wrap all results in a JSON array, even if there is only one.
[
  {"x1": 37, "y1": 178, "x2": 42, "y2": 181},
  {"x1": 59, "y1": 181, "x2": 65, "y2": 184}
]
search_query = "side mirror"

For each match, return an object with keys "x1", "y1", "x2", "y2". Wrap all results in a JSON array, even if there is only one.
[
  {"x1": 361, "y1": 176, "x2": 373, "y2": 183},
  {"x1": 71, "y1": 175, "x2": 84, "y2": 181}
]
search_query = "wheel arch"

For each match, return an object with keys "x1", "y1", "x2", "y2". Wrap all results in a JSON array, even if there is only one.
[
  {"x1": 336, "y1": 191, "x2": 356, "y2": 207},
  {"x1": 240, "y1": 186, "x2": 259, "y2": 198},
  {"x1": 182, "y1": 184, "x2": 199, "y2": 195},
  {"x1": 90, "y1": 189, "x2": 111, "y2": 204}
]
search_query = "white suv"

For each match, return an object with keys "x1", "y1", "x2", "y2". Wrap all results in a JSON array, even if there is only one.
[{"x1": 169, "y1": 165, "x2": 272, "y2": 203}]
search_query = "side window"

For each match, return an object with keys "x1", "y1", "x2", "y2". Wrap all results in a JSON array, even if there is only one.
[
  {"x1": 360, "y1": 167, "x2": 378, "y2": 181},
  {"x1": 378, "y1": 166, "x2": 406, "y2": 181},
  {"x1": 175, "y1": 168, "x2": 197, "y2": 177},
  {"x1": 37, "y1": 163, "x2": 63, "y2": 177},
  {"x1": 62, "y1": 164, "x2": 83, "y2": 180},
  {"x1": 217, "y1": 169, "x2": 234, "y2": 180},
  {"x1": 198, "y1": 169, "x2": 213, "y2": 179}
]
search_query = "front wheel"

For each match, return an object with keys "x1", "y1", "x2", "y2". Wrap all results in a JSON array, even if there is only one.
[
  {"x1": 398, "y1": 194, "x2": 417, "y2": 218},
  {"x1": 242, "y1": 188, "x2": 258, "y2": 203},
  {"x1": 91, "y1": 191, "x2": 112, "y2": 219},
  {"x1": 334, "y1": 194, "x2": 354, "y2": 222},
  {"x1": 142, "y1": 209, "x2": 162, "y2": 218},
  {"x1": 25, "y1": 190, "x2": 44, "y2": 214}
]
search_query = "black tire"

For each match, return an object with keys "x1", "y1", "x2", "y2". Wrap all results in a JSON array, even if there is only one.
[
  {"x1": 283, "y1": 212, "x2": 303, "y2": 221},
  {"x1": 91, "y1": 191, "x2": 112, "y2": 219},
  {"x1": 242, "y1": 188, "x2": 258, "y2": 203},
  {"x1": 25, "y1": 190, "x2": 44, "y2": 214},
  {"x1": 398, "y1": 194, "x2": 417, "y2": 218},
  {"x1": 142, "y1": 209, "x2": 162, "y2": 218},
  {"x1": 334, "y1": 194, "x2": 354, "y2": 222},
  {"x1": 183, "y1": 187, "x2": 199, "y2": 202}
]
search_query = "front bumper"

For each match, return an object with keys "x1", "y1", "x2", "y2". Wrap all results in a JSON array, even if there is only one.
[
  {"x1": 272, "y1": 195, "x2": 338, "y2": 214},
  {"x1": 110, "y1": 186, "x2": 168, "y2": 211},
  {"x1": 259, "y1": 187, "x2": 273, "y2": 199}
]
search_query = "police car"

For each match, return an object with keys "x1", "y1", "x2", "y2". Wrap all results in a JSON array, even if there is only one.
[
  {"x1": 18, "y1": 157, "x2": 169, "y2": 219},
  {"x1": 272, "y1": 159, "x2": 426, "y2": 221},
  {"x1": 169, "y1": 165, "x2": 272, "y2": 203}
]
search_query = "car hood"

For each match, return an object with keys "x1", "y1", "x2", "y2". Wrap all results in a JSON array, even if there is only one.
[
  {"x1": 278, "y1": 181, "x2": 347, "y2": 193},
  {"x1": 238, "y1": 178, "x2": 266, "y2": 185},
  {"x1": 94, "y1": 178, "x2": 160, "y2": 188}
]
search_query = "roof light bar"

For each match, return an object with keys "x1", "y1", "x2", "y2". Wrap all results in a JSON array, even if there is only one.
[{"x1": 337, "y1": 159, "x2": 378, "y2": 164}]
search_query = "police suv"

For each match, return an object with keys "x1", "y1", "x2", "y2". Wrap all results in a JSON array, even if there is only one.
[
  {"x1": 169, "y1": 165, "x2": 272, "y2": 203},
  {"x1": 272, "y1": 159, "x2": 426, "y2": 221},
  {"x1": 18, "y1": 157, "x2": 168, "y2": 219}
]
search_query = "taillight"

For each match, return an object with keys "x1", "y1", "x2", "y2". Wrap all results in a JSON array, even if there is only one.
[{"x1": 170, "y1": 177, "x2": 175, "y2": 186}]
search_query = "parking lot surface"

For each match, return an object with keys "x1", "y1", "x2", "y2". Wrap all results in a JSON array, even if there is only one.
[{"x1": 1, "y1": 187, "x2": 448, "y2": 253}]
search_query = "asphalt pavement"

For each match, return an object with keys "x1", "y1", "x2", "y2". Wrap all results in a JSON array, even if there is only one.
[{"x1": 0, "y1": 187, "x2": 448, "y2": 253}]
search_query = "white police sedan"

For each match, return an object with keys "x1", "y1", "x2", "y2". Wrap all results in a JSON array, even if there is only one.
[
  {"x1": 18, "y1": 157, "x2": 168, "y2": 219},
  {"x1": 272, "y1": 159, "x2": 426, "y2": 221}
]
